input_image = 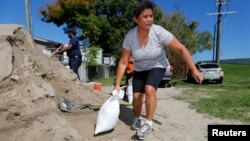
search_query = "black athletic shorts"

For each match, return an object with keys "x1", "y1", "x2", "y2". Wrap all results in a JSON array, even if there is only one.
[{"x1": 132, "y1": 68, "x2": 166, "y2": 93}]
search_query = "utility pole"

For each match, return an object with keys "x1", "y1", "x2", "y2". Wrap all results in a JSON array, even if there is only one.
[
  {"x1": 213, "y1": 24, "x2": 217, "y2": 62},
  {"x1": 25, "y1": 0, "x2": 32, "y2": 36},
  {"x1": 206, "y1": 0, "x2": 236, "y2": 64},
  {"x1": 216, "y1": 0, "x2": 222, "y2": 64}
]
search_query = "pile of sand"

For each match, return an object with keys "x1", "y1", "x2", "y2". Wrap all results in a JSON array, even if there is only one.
[{"x1": 0, "y1": 24, "x2": 110, "y2": 141}]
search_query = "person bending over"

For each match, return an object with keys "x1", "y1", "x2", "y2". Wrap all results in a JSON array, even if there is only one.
[{"x1": 114, "y1": 0, "x2": 203, "y2": 140}]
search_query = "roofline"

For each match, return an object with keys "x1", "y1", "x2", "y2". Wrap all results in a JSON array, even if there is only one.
[{"x1": 33, "y1": 37, "x2": 60, "y2": 45}]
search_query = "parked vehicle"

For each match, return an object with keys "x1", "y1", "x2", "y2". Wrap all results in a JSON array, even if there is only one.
[
  {"x1": 160, "y1": 60, "x2": 173, "y2": 87},
  {"x1": 187, "y1": 62, "x2": 224, "y2": 84}
]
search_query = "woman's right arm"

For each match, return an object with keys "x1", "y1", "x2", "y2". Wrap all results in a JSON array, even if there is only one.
[{"x1": 114, "y1": 48, "x2": 131, "y2": 90}]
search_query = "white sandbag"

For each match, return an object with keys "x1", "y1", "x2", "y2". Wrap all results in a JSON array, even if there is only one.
[
  {"x1": 127, "y1": 86, "x2": 133, "y2": 104},
  {"x1": 127, "y1": 78, "x2": 133, "y2": 104},
  {"x1": 94, "y1": 90, "x2": 124, "y2": 135},
  {"x1": 112, "y1": 89, "x2": 124, "y2": 100}
]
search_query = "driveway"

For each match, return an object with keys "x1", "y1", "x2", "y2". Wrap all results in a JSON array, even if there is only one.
[{"x1": 100, "y1": 86, "x2": 242, "y2": 141}]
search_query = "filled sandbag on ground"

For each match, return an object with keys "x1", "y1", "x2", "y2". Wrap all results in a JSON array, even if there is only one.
[{"x1": 94, "y1": 89, "x2": 124, "y2": 135}]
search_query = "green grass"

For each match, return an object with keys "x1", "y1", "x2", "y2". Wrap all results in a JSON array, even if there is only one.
[
  {"x1": 193, "y1": 91, "x2": 250, "y2": 122},
  {"x1": 94, "y1": 76, "x2": 126, "y2": 86},
  {"x1": 174, "y1": 64, "x2": 250, "y2": 123}
]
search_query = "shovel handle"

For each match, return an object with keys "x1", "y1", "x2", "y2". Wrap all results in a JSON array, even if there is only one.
[
  {"x1": 51, "y1": 45, "x2": 63, "y2": 56},
  {"x1": 74, "y1": 103, "x2": 91, "y2": 109}
]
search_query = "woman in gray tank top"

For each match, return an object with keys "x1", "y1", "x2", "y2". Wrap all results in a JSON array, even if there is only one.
[{"x1": 114, "y1": 1, "x2": 203, "y2": 140}]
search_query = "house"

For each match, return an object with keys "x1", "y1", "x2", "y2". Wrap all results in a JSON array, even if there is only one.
[
  {"x1": 33, "y1": 37, "x2": 68, "y2": 64},
  {"x1": 33, "y1": 37, "x2": 115, "y2": 82}
]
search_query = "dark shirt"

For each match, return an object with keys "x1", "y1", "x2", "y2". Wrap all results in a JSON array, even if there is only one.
[{"x1": 67, "y1": 37, "x2": 82, "y2": 58}]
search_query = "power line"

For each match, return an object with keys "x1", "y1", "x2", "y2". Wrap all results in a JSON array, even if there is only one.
[{"x1": 206, "y1": 11, "x2": 237, "y2": 16}]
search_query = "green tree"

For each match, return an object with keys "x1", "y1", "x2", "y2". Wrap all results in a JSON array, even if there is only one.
[
  {"x1": 40, "y1": 0, "x2": 94, "y2": 27},
  {"x1": 40, "y1": 0, "x2": 136, "y2": 59},
  {"x1": 163, "y1": 12, "x2": 213, "y2": 78}
]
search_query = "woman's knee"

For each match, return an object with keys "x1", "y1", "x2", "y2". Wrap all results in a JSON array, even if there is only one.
[
  {"x1": 133, "y1": 93, "x2": 143, "y2": 101},
  {"x1": 145, "y1": 85, "x2": 156, "y2": 96}
]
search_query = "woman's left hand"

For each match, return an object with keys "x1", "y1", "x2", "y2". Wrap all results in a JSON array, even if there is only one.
[{"x1": 192, "y1": 70, "x2": 203, "y2": 84}]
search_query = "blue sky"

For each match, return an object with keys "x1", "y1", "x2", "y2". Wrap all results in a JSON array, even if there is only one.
[{"x1": 1, "y1": 0, "x2": 249, "y2": 62}]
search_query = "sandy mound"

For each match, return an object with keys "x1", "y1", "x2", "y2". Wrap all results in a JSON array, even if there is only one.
[{"x1": 0, "y1": 24, "x2": 110, "y2": 141}]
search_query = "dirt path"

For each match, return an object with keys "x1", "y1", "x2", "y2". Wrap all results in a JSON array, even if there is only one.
[{"x1": 98, "y1": 86, "x2": 242, "y2": 141}]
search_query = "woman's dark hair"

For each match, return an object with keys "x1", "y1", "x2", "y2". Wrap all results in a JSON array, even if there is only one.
[{"x1": 133, "y1": 0, "x2": 155, "y2": 18}]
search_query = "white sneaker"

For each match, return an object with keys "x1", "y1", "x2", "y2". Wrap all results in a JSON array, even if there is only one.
[
  {"x1": 136, "y1": 122, "x2": 152, "y2": 140},
  {"x1": 130, "y1": 117, "x2": 142, "y2": 130}
]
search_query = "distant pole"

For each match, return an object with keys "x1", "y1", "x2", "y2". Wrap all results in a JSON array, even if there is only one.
[
  {"x1": 213, "y1": 24, "x2": 217, "y2": 62},
  {"x1": 25, "y1": 0, "x2": 32, "y2": 36},
  {"x1": 216, "y1": 0, "x2": 222, "y2": 64}
]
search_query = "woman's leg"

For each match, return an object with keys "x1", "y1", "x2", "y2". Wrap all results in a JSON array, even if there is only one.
[
  {"x1": 144, "y1": 85, "x2": 157, "y2": 120},
  {"x1": 136, "y1": 68, "x2": 165, "y2": 139},
  {"x1": 132, "y1": 92, "x2": 144, "y2": 117},
  {"x1": 132, "y1": 71, "x2": 147, "y2": 118},
  {"x1": 144, "y1": 68, "x2": 165, "y2": 120}
]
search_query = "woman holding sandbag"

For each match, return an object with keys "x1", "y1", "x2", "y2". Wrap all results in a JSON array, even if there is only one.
[{"x1": 114, "y1": 0, "x2": 203, "y2": 140}]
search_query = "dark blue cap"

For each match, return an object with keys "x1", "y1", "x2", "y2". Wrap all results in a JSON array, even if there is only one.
[{"x1": 66, "y1": 27, "x2": 76, "y2": 35}]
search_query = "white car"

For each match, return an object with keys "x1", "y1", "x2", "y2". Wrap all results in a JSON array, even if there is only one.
[
  {"x1": 187, "y1": 62, "x2": 224, "y2": 84},
  {"x1": 160, "y1": 59, "x2": 173, "y2": 87}
]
